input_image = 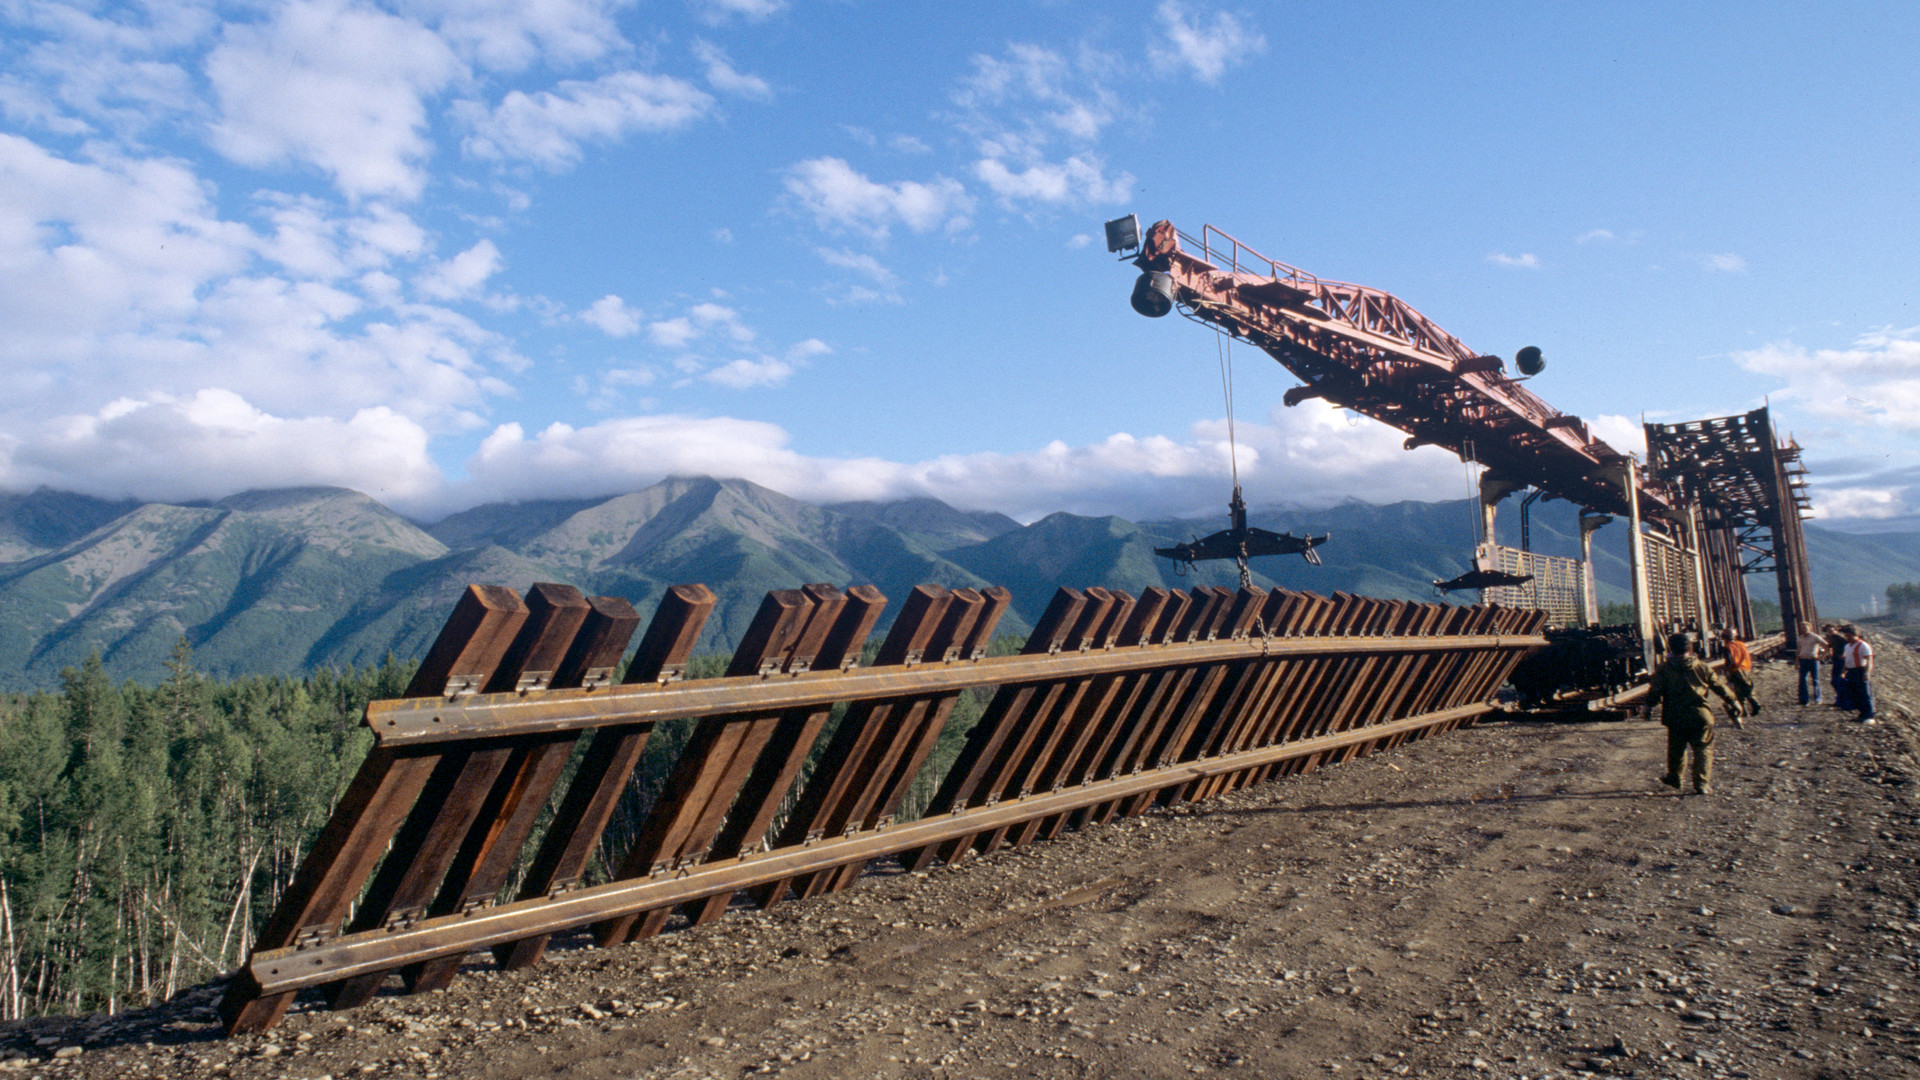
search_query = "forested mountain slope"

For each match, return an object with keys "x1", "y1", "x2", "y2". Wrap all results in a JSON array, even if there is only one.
[{"x1": 0, "y1": 477, "x2": 1900, "y2": 687}]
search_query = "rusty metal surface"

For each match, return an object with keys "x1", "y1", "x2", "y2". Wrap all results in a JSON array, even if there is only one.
[
  {"x1": 238, "y1": 700, "x2": 1494, "y2": 999},
  {"x1": 366, "y1": 630, "x2": 1540, "y2": 746},
  {"x1": 1128, "y1": 221, "x2": 1675, "y2": 519},
  {"x1": 1645, "y1": 408, "x2": 1818, "y2": 648},
  {"x1": 223, "y1": 579, "x2": 1547, "y2": 1035}
]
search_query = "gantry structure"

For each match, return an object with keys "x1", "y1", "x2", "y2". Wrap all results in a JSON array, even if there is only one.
[
  {"x1": 1113, "y1": 217, "x2": 1818, "y2": 652},
  {"x1": 1644, "y1": 410, "x2": 1817, "y2": 643}
]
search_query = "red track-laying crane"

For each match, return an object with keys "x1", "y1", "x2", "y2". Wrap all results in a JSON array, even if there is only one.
[
  {"x1": 1112, "y1": 216, "x2": 1678, "y2": 520},
  {"x1": 1109, "y1": 214, "x2": 1820, "y2": 662}
]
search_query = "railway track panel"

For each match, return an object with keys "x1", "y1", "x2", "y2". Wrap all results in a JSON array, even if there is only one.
[{"x1": 220, "y1": 580, "x2": 1547, "y2": 1035}]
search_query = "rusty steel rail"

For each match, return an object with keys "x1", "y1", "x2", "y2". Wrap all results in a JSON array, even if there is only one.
[
  {"x1": 238, "y1": 701, "x2": 1489, "y2": 997},
  {"x1": 366, "y1": 631, "x2": 1535, "y2": 745},
  {"x1": 220, "y1": 579, "x2": 1546, "y2": 1034}
]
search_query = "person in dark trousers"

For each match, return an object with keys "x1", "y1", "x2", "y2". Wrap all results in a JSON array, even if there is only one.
[
  {"x1": 1796, "y1": 620, "x2": 1828, "y2": 706},
  {"x1": 1841, "y1": 625, "x2": 1876, "y2": 722},
  {"x1": 1720, "y1": 628, "x2": 1760, "y2": 716},
  {"x1": 1647, "y1": 632, "x2": 1741, "y2": 795},
  {"x1": 1825, "y1": 623, "x2": 1851, "y2": 710}
]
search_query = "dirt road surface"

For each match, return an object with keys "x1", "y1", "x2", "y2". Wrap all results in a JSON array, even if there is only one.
[{"x1": 9, "y1": 635, "x2": 1919, "y2": 1080}]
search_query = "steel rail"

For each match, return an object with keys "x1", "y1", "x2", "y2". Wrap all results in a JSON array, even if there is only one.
[
  {"x1": 368, "y1": 633, "x2": 1544, "y2": 745},
  {"x1": 240, "y1": 699, "x2": 1493, "y2": 996}
]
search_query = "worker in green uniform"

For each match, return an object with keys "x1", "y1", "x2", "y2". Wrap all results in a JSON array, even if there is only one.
[{"x1": 1647, "y1": 632, "x2": 1741, "y2": 795}]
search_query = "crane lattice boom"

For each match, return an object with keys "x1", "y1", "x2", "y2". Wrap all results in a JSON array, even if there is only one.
[{"x1": 1129, "y1": 219, "x2": 1677, "y2": 519}]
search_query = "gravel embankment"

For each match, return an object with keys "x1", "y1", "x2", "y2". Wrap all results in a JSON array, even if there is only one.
[{"x1": 6, "y1": 633, "x2": 1918, "y2": 1080}]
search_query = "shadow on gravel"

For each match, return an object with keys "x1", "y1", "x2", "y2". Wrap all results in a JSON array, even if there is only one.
[{"x1": 1205, "y1": 788, "x2": 1668, "y2": 817}]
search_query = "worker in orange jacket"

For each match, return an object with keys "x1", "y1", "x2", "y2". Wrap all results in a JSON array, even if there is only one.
[{"x1": 1720, "y1": 628, "x2": 1759, "y2": 717}]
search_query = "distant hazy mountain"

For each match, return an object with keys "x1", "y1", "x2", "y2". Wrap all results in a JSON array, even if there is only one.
[
  {"x1": 1802, "y1": 528, "x2": 1920, "y2": 619},
  {"x1": 0, "y1": 477, "x2": 1905, "y2": 688},
  {"x1": 824, "y1": 498, "x2": 1022, "y2": 551},
  {"x1": 0, "y1": 489, "x2": 142, "y2": 563},
  {"x1": 0, "y1": 487, "x2": 444, "y2": 686}
]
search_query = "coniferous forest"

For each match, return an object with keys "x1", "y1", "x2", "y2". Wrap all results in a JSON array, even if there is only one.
[
  {"x1": 0, "y1": 639, "x2": 996, "y2": 1022},
  {"x1": 0, "y1": 643, "x2": 408, "y2": 1020}
]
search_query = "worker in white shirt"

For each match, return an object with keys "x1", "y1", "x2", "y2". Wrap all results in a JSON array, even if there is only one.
[{"x1": 1839, "y1": 625, "x2": 1875, "y2": 722}]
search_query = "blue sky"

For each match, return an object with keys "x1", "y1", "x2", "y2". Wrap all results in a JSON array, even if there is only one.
[{"x1": 2, "y1": 0, "x2": 1915, "y2": 527}]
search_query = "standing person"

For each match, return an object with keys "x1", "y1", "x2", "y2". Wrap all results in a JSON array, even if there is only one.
[
  {"x1": 1720, "y1": 628, "x2": 1760, "y2": 716},
  {"x1": 1647, "y1": 632, "x2": 1742, "y2": 795},
  {"x1": 1841, "y1": 625, "x2": 1876, "y2": 722},
  {"x1": 1795, "y1": 621, "x2": 1828, "y2": 706},
  {"x1": 1825, "y1": 623, "x2": 1851, "y2": 710}
]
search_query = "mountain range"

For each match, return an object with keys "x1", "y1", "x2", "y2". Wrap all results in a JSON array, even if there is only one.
[{"x1": 0, "y1": 476, "x2": 1911, "y2": 690}]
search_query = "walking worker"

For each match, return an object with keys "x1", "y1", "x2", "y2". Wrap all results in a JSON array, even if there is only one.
[
  {"x1": 1840, "y1": 625, "x2": 1876, "y2": 722},
  {"x1": 1720, "y1": 628, "x2": 1760, "y2": 716},
  {"x1": 1796, "y1": 620, "x2": 1828, "y2": 705},
  {"x1": 1648, "y1": 632, "x2": 1741, "y2": 796}
]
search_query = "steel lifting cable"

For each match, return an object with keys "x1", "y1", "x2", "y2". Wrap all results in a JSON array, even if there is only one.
[
  {"x1": 1216, "y1": 330, "x2": 1239, "y2": 488},
  {"x1": 1215, "y1": 331, "x2": 1252, "y2": 589},
  {"x1": 1461, "y1": 437, "x2": 1483, "y2": 548}
]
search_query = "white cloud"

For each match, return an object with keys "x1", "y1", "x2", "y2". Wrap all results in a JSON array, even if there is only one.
[
  {"x1": 1735, "y1": 328, "x2": 1920, "y2": 433},
  {"x1": 206, "y1": 0, "x2": 462, "y2": 200},
  {"x1": 1814, "y1": 485, "x2": 1901, "y2": 521},
  {"x1": 1576, "y1": 228, "x2": 1617, "y2": 244},
  {"x1": 814, "y1": 249, "x2": 901, "y2": 304},
  {"x1": 647, "y1": 301, "x2": 754, "y2": 349},
  {"x1": 604, "y1": 366, "x2": 659, "y2": 387},
  {"x1": 1588, "y1": 414, "x2": 1649, "y2": 460},
  {"x1": 1148, "y1": 2, "x2": 1266, "y2": 84},
  {"x1": 690, "y1": 0, "x2": 787, "y2": 24},
  {"x1": 642, "y1": 306, "x2": 816, "y2": 390},
  {"x1": 956, "y1": 43, "x2": 1121, "y2": 145},
  {"x1": 648, "y1": 318, "x2": 699, "y2": 349},
  {"x1": 1703, "y1": 252, "x2": 1747, "y2": 273},
  {"x1": 889, "y1": 134, "x2": 932, "y2": 155},
  {"x1": 0, "y1": 2, "x2": 212, "y2": 140},
  {"x1": 580, "y1": 294, "x2": 644, "y2": 337},
  {"x1": 0, "y1": 135, "x2": 518, "y2": 443},
  {"x1": 787, "y1": 338, "x2": 832, "y2": 362},
  {"x1": 974, "y1": 153, "x2": 1132, "y2": 207},
  {"x1": 1066, "y1": 233, "x2": 1094, "y2": 249},
  {"x1": 1734, "y1": 328, "x2": 1920, "y2": 522},
  {"x1": 345, "y1": 203, "x2": 431, "y2": 262},
  {"x1": 402, "y1": 0, "x2": 628, "y2": 72},
  {"x1": 782, "y1": 157, "x2": 973, "y2": 239},
  {"x1": 1488, "y1": 252, "x2": 1541, "y2": 269},
  {"x1": 816, "y1": 247, "x2": 897, "y2": 285},
  {"x1": 460, "y1": 70, "x2": 716, "y2": 168},
  {"x1": 703, "y1": 357, "x2": 793, "y2": 388},
  {"x1": 3, "y1": 390, "x2": 440, "y2": 505},
  {"x1": 0, "y1": 135, "x2": 253, "y2": 346},
  {"x1": 948, "y1": 43, "x2": 1139, "y2": 212},
  {"x1": 692, "y1": 40, "x2": 772, "y2": 101},
  {"x1": 451, "y1": 400, "x2": 1462, "y2": 522},
  {"x1": 416, "y1": 238, "x2": 503, "y2": 300}
]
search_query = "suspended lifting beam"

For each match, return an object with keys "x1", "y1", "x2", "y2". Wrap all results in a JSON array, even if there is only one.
[{"x1": 1153, "y1": 485, "x2": 1328, "y2": 582}]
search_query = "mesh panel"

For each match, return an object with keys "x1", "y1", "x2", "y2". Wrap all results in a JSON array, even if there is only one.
[
  {"x1": 1478, "y1": 543, "x2": 1586, "y2": 627},
  {"x1": 1641, "y1": 531, "x2": 1702, "y2": 628}
]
